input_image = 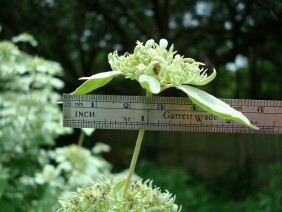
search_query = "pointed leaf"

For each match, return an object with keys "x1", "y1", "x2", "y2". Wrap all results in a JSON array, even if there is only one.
[
  {"x1": 113, "y1": 178, "x2": 127, "y2": 191},
  {"x1": 177, "y1": 85, "x2": 259, "y2": 130},
  {"x1": 139, "y1": 75, "x2": 161, "y2": 94},
  {"x1": 72, "y1": 71, "x2": 122, "y2": 94},
  {"x1": 79, "y1": 71, "x2": 122, "y2": 80},
  {"x1": 82, "y1": 128, "x2": 95, "y2": 136}
]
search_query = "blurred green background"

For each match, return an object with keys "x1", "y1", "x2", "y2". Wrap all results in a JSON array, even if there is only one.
[{"x1": 0, "y1": 0, "x2": 282, "y2": 211}]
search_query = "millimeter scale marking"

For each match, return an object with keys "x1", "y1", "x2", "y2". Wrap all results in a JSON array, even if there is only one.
[{"x1": 62, "y1": 94, "x2": 282, "y2": 134}]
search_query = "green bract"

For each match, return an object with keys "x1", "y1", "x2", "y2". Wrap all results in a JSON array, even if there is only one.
[{"x1": 73, "y1": 39, "x2": 259, "y2": 130}]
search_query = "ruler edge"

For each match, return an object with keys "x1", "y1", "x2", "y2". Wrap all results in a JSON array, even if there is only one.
[{"x1": 63, "y1": 93, "x2": 282, "y2": 106}]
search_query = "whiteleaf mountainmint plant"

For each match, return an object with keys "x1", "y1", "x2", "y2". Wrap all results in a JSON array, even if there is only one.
[
  {"x1": 0, "y1": 32, "x2": 73, "y2": 211},
  {"x1": 59, "y1": 39, "x2": 258, "y2": 211},
  {"x1": 73, "y1": 39, "x2": 258, "y2": 130}
]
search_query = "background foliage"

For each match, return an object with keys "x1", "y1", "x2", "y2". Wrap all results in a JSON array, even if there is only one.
[
  {"x1": 0, "y1": 0, "x2": 281, "y2": 98},
  {"x1": 137, "y1": 161, "x2": 282, "y2": 212}
]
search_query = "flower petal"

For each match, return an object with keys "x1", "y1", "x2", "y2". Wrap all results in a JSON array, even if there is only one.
[
  {"x1": 72, "y1": 71, "x2": 122, "y2": 94},
  {"x1": 139, "y1": 75, "x2": 161, "y2": 94},
  {"x1": 177, "y1": 85, "x2": 259, "y2": 130}
]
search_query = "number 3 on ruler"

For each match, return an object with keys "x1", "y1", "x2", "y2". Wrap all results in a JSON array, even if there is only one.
[{"x1": 157, "y1": 104, "x2": 165, "y2": 110}]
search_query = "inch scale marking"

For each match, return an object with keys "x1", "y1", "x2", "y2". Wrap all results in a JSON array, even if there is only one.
[{"x1": 63, "y1": 94, "x2": 282, "y2": 134}]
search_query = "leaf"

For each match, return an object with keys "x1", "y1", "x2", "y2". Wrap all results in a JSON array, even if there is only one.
[
  {"x1": 82, "y1": 128, "x2": 95, "y2": 136},
  {"x1": 177, "y1": 85, "x2": 259, "y2": 130},
  {"x1": 72, "y1": 71, "x2": 122, "y2": 94},
  {"x1": 0, "y1": 177, "x2": 8, "y2": 198},
  {"x1": 139, "y1": 75, "x2": 161, "y2": 94},
  {"x1": 113, "y1": 178, "x2": 127, "y2": 191}
]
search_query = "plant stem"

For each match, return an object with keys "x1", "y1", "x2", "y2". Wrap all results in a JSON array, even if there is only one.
[
  {"x1": 77, "y1": 130, "x2": 85, "y2": 146},
  {"x1": 123, "y1": 91, "x2": 151, "y2": 198},
  {"x1": 123, "y1": 129, "x2": 145, "y2": 197}
]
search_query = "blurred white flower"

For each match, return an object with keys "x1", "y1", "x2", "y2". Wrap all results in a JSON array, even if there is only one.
[
  {"x1": 92, "y1": 142, "x2": 110, "y2": 154},
  {"x1": 35, "y1": 164, "x2": 59, "y2": 185}
]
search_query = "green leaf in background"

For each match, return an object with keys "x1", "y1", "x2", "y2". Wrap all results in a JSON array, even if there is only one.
[
  {"x1": 177, "y1": 85, "x2": 259, "y2": 130},
  {"x1": 139, "y1": 74, "x2": 161, "y2": 94},
  {"x1": 0, "y1": 176, "x2": 8, "y2": 198},
  {"x1": 72, "y1": 71, "x2": 122, "y2": 94}
]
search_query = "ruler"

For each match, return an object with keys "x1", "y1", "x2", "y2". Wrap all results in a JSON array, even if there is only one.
[{"x1": 63, "y1": 94, "x2": 282, "y2": 134}]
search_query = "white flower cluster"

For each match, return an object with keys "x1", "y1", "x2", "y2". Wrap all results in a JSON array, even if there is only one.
[
  {"x1": 58, "y1": 177, "x2": 181, "y2": 211},
  {"x1": 34, "y1": 144, "x2": 112, "y2": 190},
  {"x1": 108, "y1": 39, "x2": 216, "y2": 88}
]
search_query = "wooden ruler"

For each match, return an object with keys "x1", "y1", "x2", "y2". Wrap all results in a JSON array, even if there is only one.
[{"x1": 63, "y1": 94, "x2": 282, "y2": 134}]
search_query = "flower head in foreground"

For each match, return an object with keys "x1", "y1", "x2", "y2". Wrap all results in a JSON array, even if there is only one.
[
  {"x1": 72, "y1": 39, "x2": 259, "y2": 130},
  {"x1": 58, "y1": 177, "x2": 180, "y2": 212}
]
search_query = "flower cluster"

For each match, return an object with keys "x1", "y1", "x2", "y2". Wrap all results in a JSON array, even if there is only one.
[
  {"x1": 34, "y1": 143, "x2": 112, "y2": 192},
  {"x1": 108, "y1": 39, "x2": 216, "y2": 90},
  {"x1": 58, "y1": 177, "x2": 180, "y2": 212},
  {"x1": 49, "y1": 144, "x2": 112, "y2": 187}
]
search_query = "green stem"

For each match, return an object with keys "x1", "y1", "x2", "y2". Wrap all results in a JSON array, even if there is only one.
[
  {"x1": 77, "y1": 130, "x2": 85, "y2": 146},
  {"x1": 123, "y1": 91, "x2": 151, "y2": 198},
  {"x1": 123, "y1": 129, "x2": 145, "y2": 197}
]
